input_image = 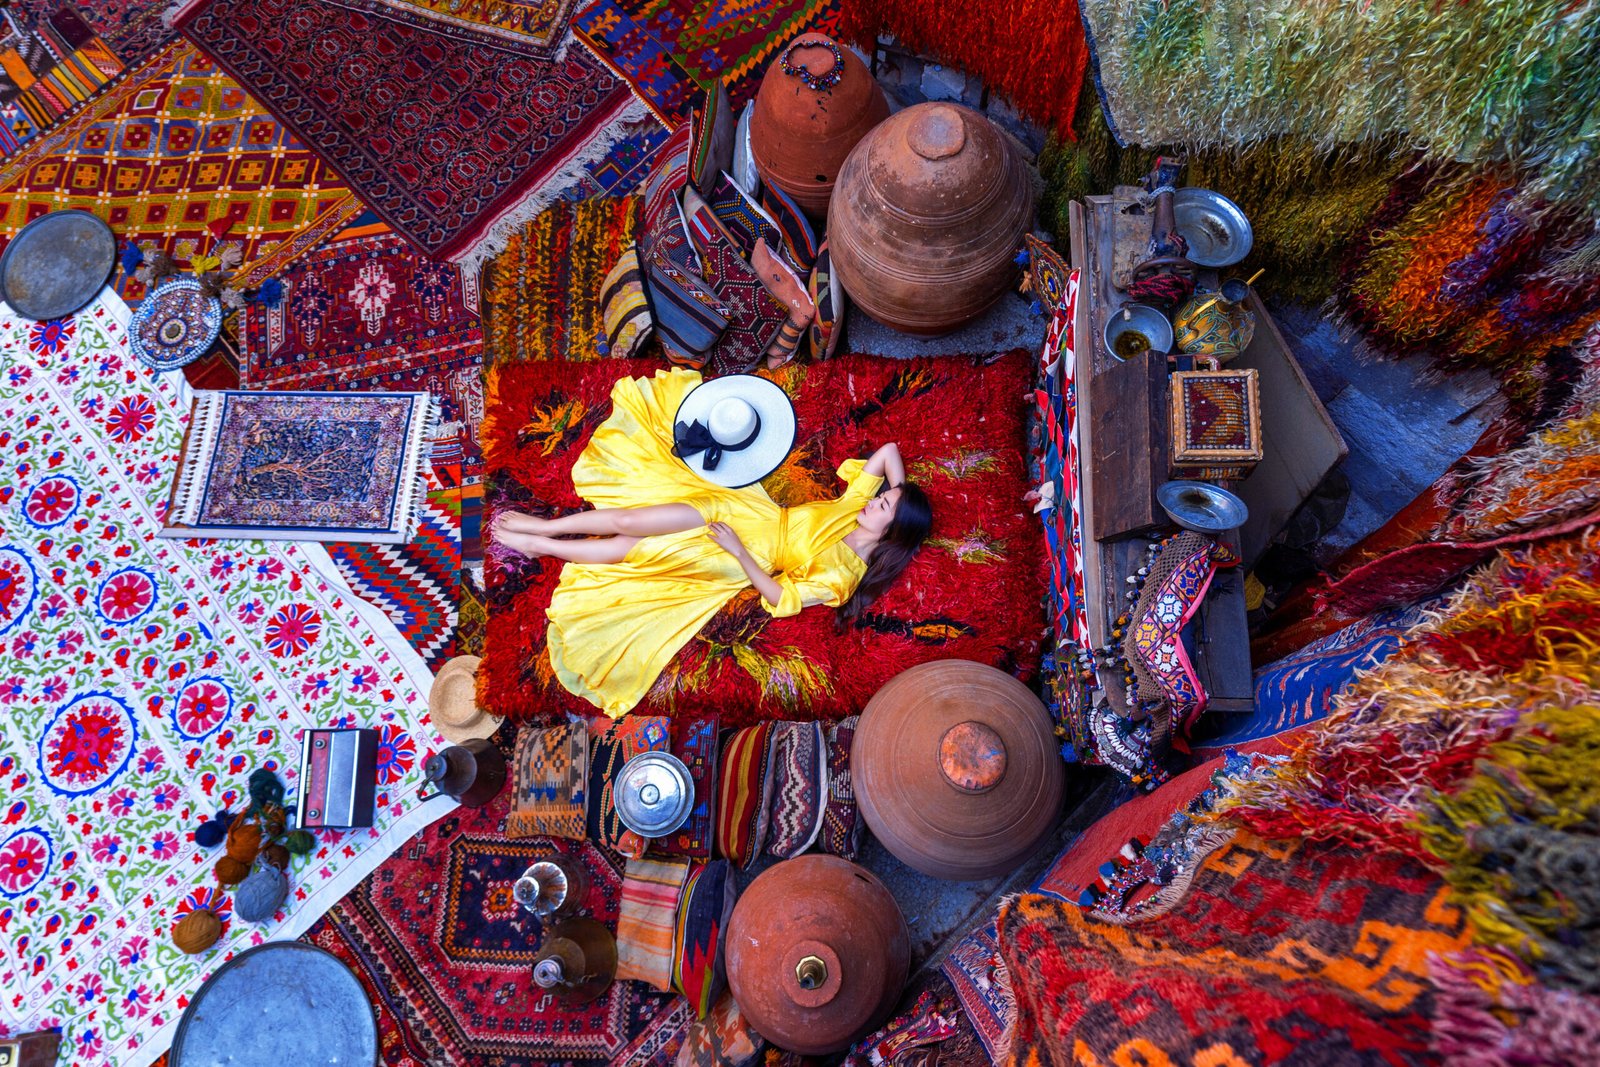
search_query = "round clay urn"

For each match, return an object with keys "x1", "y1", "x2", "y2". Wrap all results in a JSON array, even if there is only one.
[
  {"x1": 725, "y1": 854, "x2": 910, "y2": 1055},
  {"x1": 828, "y1": 102, "x2": 1035, "y2": 335},
  {"x1": 750, "y1": 33, "x2": 889, "y2": 219},
  {"x1": 853, "y1": 660, "x2": 1064, "y2": 880}
]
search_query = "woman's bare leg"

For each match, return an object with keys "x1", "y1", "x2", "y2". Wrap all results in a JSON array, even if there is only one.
[
  {"x1": 496, "y1": 504, "x2": 702, "y2": 537},
  {"x1": 495, "y1": 530, "x2": 641, "y2": 564}
]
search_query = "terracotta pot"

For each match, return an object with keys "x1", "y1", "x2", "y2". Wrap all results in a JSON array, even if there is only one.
[
  {"x1": 853, "y1": 660, "x2": 1064, "y2": 880},
  {"x1": 828, "y1": 102, "x2": 1035, "y2": 336},
  {"x1": 750, "y1": 34, "x2": 888, "y2": 218},
  {"x1": 725, "y1": 854, "x2": 910, "y2": 1055}
]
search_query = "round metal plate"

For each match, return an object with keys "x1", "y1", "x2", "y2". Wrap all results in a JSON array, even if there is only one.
[
  {"x1": 0, "y1": 210, "x2": 117, "y2": 321},
  {"x1": 169, "y1": 942, "x2": 378, "y2": 1067},
  {"x1": 614, "y1": 751, "x2": 694, "y2": 838},
  {"x1": 1172, "y1": 188, "x2": 1253, "y2": 268},
  {"x1": 1158, "y1": 480, "x2": 1250, "y2": 533}
]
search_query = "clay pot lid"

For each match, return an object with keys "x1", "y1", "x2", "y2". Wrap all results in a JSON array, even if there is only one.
[
  {"x1": 726, "y1": 854, "x2": 910, "y2": 1055},
  {"x1": 858, "y1": 102, "x2": 1015, "y2": 221},
  {"x1": 852, "y1": 660, "x2": 1064, "y2": 881}
]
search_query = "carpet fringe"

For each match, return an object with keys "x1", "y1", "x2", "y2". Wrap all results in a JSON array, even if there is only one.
[
  {"x1": 161, "y1": 0, "x2": 208, "y2": 27},
  {"x1": 452, "y1": 96, "x2": 649, "y2": 273}
]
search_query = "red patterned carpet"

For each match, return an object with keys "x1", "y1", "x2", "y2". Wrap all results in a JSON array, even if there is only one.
[
  {"x1": 178, "y1": 0, "x2": 637, "y2": 261},
  {"x1": 479, "y1": 353, "x2": 1048, "y2": 726},
  {"x1": 300, "y1": 784, "x2": 690, "y2": 1066}
]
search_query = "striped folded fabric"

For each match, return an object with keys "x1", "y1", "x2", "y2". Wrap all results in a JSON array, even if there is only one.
[
  {"x1": 616, "y1": 855, "x2": 691, "y2": 992},
  {"x1": 599, "y1": 245, "x2": 652, "y2": 359},
  {"x1": 673, "y1": 859, "x2": 737, "y2": 1017},
  {"x1": 714, "y1": 722, "x2": 776, "y2": 867}
]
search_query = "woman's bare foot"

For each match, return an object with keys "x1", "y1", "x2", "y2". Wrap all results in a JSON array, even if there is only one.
[
  {"x1": 494, "y1": 510, "x2": 550, "y2": 534},
  {"x1": 491, "y1": 520, "x2": 548, "y2": 559}
]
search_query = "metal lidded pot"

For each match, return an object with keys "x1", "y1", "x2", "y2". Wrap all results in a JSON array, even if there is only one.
[{"x1": 613, "y1": 752, "x2": 694, "y2": 838}]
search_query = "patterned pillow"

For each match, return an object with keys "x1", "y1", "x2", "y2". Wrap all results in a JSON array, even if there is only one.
[
  {"x1": 657, "y1": 717, "x2": 719, "y2": 858},
  {"x1": 587, "y1": 715, "x2": 671, "y2": 858},
  {"x1": 764, "y1": 721, "x2": 827, "y2": 858},
  {"x1": 751, "y1": 240, "x2": 814, "y2": 369},
  {"x1": 616, "y1": 856, "x2": 691, "y2": 992},
  {"x1": 731, "y1": 100, "x2": 759, "y2": 197},
  {"x1": 707, "y1": 171, "x2": 783, "y2": 262},
  {"x1": 643, "y1": 123, "x2": 691, "y2": 239},
  {"x1": 506, "y1": 723, "x2": 589, "y2": 840},
  {"x1": 714, "y1": 723, "x2": 776, "y2": 867},
  {"x1": 759, "y1": 182, "x2": 819, "y2": 274},
  {"x1": 819, "y1": 715, "x2": 862, "y2": 859},
  {"x1": 1024, "y1": 233, "x2": 1074, "y2": 314},
  {"x1": 682, "y1": 186, "x2": 789, "y2": 376},
  {"x1": 688, "y1": 81, "x2": 734, "y2": 194},
  {"x1": 806, "y1": 240, "x2": 845, "y2": 360},
  {"x1": 673, "y1": 859, "x2": 737, "y2": 1017},
  {"x1": 598, "y1": 245, "x2": 652, "y2": 360}
]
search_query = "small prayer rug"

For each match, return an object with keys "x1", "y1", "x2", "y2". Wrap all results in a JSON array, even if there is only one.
[
  {"x1": 479, "y1": 353, "x2": 1047, "y2": 726},
  {"x1": 574, "y1": 0, "x2": 847, "y2": 124},
  {"x1": 177, "y1": 0, "x2": 641, "y2": 264},
  {"x1": 0, "y1": 39, "x2": 360, "y2": 304},
  {"x1": 161, "y1": 389, "x2": 437, "y2": 543},
  {"x1": 300, "y1": 784, "x2": 691, "y2": 1066},
  {"x1": 482, "y1": 196, "x2": 643, "y2": 367},
  {"x1": 0, "y1": 292, "x2": 450, "y2": 1067},
  {"x1": 240, "y1": 231, "x2": 486, "y2": 479}
]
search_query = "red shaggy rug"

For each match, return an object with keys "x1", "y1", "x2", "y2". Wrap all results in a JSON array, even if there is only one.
[{"x1": 479, "y1": 354, "x2": 1046, "y2": 726}]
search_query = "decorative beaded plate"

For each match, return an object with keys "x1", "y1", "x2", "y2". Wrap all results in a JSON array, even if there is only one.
[{"x1": 129, "y1": 276, "x2": 223, "y2": 370}]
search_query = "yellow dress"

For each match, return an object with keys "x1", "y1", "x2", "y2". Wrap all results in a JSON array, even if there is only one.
[{"x1": 546, "y1": 368, "x2": 885, "y2": 718}]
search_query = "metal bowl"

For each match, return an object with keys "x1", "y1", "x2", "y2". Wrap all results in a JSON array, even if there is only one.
[
  {"x1": 1102, "y1": 303, "x2": 1174, "y2": 361},
  {"x1": 1172, "y1": 188, "x2": 1253, "y2": 268},
  {"x1": 614, "y1": 751, "x2": 694, "y2": 838},
  {"x1": 1158, "y1": 480, "x2": 1249, "y2": 533},
  {"x1": 0, "y1": 210, "x2": 117, "y2": 321}
]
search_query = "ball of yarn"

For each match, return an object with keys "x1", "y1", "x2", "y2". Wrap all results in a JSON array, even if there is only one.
[
  {"x1": 261, "y1": 844, "x2": 290, "y2": 870},
  {"x1": 248, "y1": 767, "x2": 286, "y2": 811},
  {"x1": 213, "y1": 855, "x2": 251, "y2": 886},
  {"x1": 194, "y1": 810, "x2": 231, "y2": 849},
  {"x1": 261, "y1": 807, "x2": 287, "y2": 839},
  {"x1": 284, "y1": 829, "x2": 315, "y2": 856},
  {"x1": 234, "y1": 867, "x2": 288, "y2": 923},
  {"x1": 172, "y1": 909, "x2": 221, "y2": 954},
  {"x1": 225, "y1": 820, "x2": 262, "y2": 864}
]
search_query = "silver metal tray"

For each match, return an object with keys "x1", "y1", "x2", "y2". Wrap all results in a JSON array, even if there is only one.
[
  {"x1": 1172, "y1": 189, "x2": 1253, "y2": 268},
  {"x1": 1158, "y1": 480, "x2": 1250, "y2": 533},
  {"x1": 0, "y1": 210, "x2": 117, "y2": 321},
  {"x1": 169, "y1": 941, "x2": 378, "y2": 1067}
]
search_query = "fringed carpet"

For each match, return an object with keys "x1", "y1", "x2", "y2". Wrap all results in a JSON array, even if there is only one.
[
  {"x1": 479, "y1": 353, "x2": 1047, "y2": 726},
  {"x1": 998, "y1": 832, "x2": 1465, "y2": 1066},
  {"x1": 299, "y1": 781, "x2": 690, "y2": 1066},
  {"x1": 0, "y1": 292, "x2": 450, "y2": 1067},
  {"x1": 177, "y1": 0, "x2": 641, "y2": 264},
  {"x1": 0, "y1": 39, "x2": 360, "y2": 304},
  {"x1": 574, "y1": 0, "x2": 846, "y2": 124},
  {"x1": 481, "y1": 197, "x2": 642, "y2": 368}
]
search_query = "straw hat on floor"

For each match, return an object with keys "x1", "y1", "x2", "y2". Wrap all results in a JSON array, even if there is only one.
[{"x1": 429, "y1": 655, "x2": 502, "y2": 744}]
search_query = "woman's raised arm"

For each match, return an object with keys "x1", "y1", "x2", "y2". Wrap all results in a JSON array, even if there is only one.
[{"x1": 864, "y1": 442, "x2": 906, "y2": 487}]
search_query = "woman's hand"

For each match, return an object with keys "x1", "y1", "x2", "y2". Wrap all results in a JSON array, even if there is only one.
[{"x1": 706, "y1": 522, "x2": 746, "y2": 558}]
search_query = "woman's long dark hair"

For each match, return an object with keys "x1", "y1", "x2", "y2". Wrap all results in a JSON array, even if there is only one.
[{"x1": 836, "y1": 482, "x2": 932, "y2": 631}]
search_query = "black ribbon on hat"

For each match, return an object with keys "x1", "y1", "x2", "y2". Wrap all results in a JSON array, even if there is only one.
[{"x1": 673, "y1": 413, "x2": 761, "y2": 472}]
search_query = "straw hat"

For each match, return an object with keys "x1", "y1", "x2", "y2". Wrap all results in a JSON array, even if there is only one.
[
  {"x1": 428, "y1": 655, "x2": 501, "y2": 744},
  {"x1": 672, "y1": 374, "x2": 797, "y2": 488}
]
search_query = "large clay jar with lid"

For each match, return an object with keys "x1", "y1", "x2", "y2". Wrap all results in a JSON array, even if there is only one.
[
  {"x1": 853, "y1": 660, "x2": 1064, "y2": 880},
  {"x1": 750, "y1": 33, "x2": 889, "y2": 218},
  {"x1": 828, "y1": 102, "x2": 1034, "y2": 335},
  {"x1": 725, "y1": 854, "x2": 910, "y2": 1055}
]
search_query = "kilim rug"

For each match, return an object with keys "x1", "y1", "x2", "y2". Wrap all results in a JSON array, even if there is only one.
[
  {"x1": 353, "y1": 0, "x2": 579, "y2": 55},
  {"x1": 0, "y1": 39, "x2": 361, "y2": 304},
  {"x1": 240, "y1": 231, "x2": 487, "y2": 480},
  {"x1": 481, "y1": 197, "x2": 642, "y2": 368},
  {"x1": 0, "y1": 7, "x2": 124, "y2": 157},
  {"x1": 176, "y1": 0, "x2": 643, "y2": 265},
  {"x1": 4, "y1": 0, "x2": 173, "y2": 70},
  {"x1": 479, "y1": 354, "x2": 1047, "y2": 726},
  {"x1": 574, "y1": 0, "x2": 847, "y2": 124},
  {"x1": 0, "y1": 292, "x2": 453, "y2": 1067},
  {"x1": 999, "y1": 832, "x2": 1467, "y2": 1066},
  {"x1": 327, "y1": 485, "x2": 463, "y2": 671},
  {"x1": 299, "y1": 781, "x2": 691, "y2": 1066}
]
